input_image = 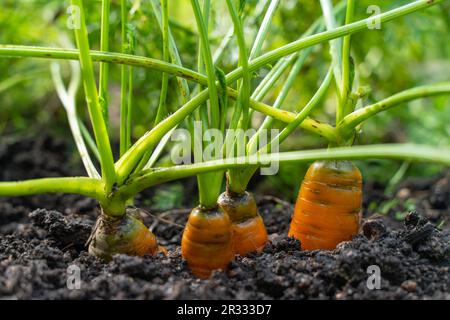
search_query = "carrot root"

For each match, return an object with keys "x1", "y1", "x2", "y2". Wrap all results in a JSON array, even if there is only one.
[
  {"x1": 181, "y1": 206, "x2": 234, "y2": 279},
  {"x1": 88, "y1": 210, "x2": 158, "y2": 260},
  {"x1": 289, "y1": 160, "x2": 362, "y2": 250},
  {"x1": 218, "y1": 191, "x2": 268, "y2": 256}
]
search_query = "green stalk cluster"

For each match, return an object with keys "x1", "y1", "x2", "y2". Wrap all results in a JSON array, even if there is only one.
[{"x1": 0, "y1": 0, "x2": 447, "y2": 221}]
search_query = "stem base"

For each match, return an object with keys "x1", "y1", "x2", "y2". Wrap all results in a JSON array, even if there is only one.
[{"x1": 88, "y1": 210, "x2": 158, "y2": 260}]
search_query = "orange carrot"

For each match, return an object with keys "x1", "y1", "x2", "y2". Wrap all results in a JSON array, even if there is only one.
[
  {"x1": 88, "y1": 210, "x2": 158, "y2": 260},
  {"x1": 288, "y1": 160, "x2": 362, "y2": 250},
  {"x1": 218, "y1": 191, "x2": 268, "y2": 256},
  {"x1": 181, "y1": 206, "x2": 234, "y2": 279}
]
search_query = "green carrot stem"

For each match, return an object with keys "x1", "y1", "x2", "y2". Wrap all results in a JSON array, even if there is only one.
[
  {"x1": 212, "y1": 0, "x2": 269, "y2": 64},
  {"x1": 246, "y1": 46, "x2": 314, "y2": 153},
  {"x1": 229, "y1": 90, "x2": 337, "y2": 141},
  {"x1": 120, "y1": 0, "x2": 129, "y2": 156},
  {"x1": 190, "y1": 0, "x2": 220, "y2": 129},
  {"x1": 1, "y1": 0, "x2": 442, "y2": 93},
  {"x1": 115, "y1": 89, "x2": 210, "y2": 183},
  {"x1": 190, "y1": 0, "x2": 224, "y2": 208},
  {"x1": 51, "y1": 61, "x2": 100, "y2": 179},
  {"x1": 0, "y1": 45, "x2": 205, "y2": 85},
  {"x1": 195, "y1": 0, "x2": 210, "y2": 132},
  {"x1": 114, "y1": 83, "x2": 338, "y2": 184},
  {"x1": 227, "y1": 0, "x2": 443, "y2": 84},
  {"x1": 79, "y1": 120, "x2": 101, "y2": 162},
  {"x1": 222, "y1": 0, "x2": 252, "y2": 162},
  {"x1": 248, "y1": 0, "x2": 340, "y2": 103},
  {"x1": 116, "y1": 143, "x2": 450, "y2": 200},
  {"x1": 272, "y1": 68, "x2": 334, "y2": 146},
  {"x1": 2, "y1": 144, "x2": 449, "y2": 207},
  {"x1": 338, "y1": 82, "x2": 450, "y2": 138},
  {"x1": 5, "y1": 0, "x2": 438, "y2": 185},
  {"x1": 71, "y1": 0, "x2": 116, "y2": 193},
  {"x1": 230, "y1": 67, "x2": 334, "y2": 193},
  {"x1": 249, "y1": 0, "x2": 280, "y2": 60},
  {"x1": 226, "y1": 0, "x2": 251, "y2": 131},
  {"x1": 0, "y1": 177, "x2": 103, "y2": 200},
  {"x1": 251, "y1": 56, "x2": 294, "y2": 102},
  {"x1": 197, "y1": 172, "x2": 224, "y2": 209},
  {"x1": 320, "y1": 0, "x2": 343, "y2": 92},
  {"x1": 154, "y1": 0, "x2": 170, "y2": 126},
  {"x1": 99, "y1": 0, "x2": 111, "y2": 127},
  {"x1": 120, "y1": 65, "x2": 129, "y2": 156},
  {"x1": 245, "y1": 0, "x2": 345, "y2": 133},
  {"x1": 139, "y1": 0, "x2": 194, "y2": 172},
  {"x1": 337, "y1": 0, "x2": 355, "y2": 126},
  {"x1": 150, "y1": 0, "x2": 192, "y2": 102},
  {"x1": 127, "y1": 65, "x2": 134, "y2": 149}
]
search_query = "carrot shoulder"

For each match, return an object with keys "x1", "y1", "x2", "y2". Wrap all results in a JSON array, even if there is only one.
[
  {"x1": 88, "y1": 210, "x2": 159, "y2": 260},
  {"x1": 218, "y1": 191, "x2": 268, "y2": 256},
  {"x1": 181, "y1": 206, "x2": 234, "y2": 279}
]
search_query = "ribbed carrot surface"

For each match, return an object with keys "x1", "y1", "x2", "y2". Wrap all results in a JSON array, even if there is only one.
[
  {"x1": 88, "y1": 211, "x2": 158, "y2": 260},
  {"x1": 181, "y1": 206, "x2": 234, "y2": 279},
  {"x1": 218, "y1": 191, "x2": 268, "y2": 256},
  {"x1": 288, "y1": 160, "x2": 362, "y2": 250}
]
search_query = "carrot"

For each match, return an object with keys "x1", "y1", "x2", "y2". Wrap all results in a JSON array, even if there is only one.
[
  {"x1": 218, "y1": 191, "x2": 268, "y2": 256},
  {"x1": 181, "y1": 206, "x2": 234, "y2": 279},
  {"x1": 288, "y1": 160, "x2": 362, "y2": 250},
  {"x1": 88, "y1": 210, "x2": 158, "y2": 260}
]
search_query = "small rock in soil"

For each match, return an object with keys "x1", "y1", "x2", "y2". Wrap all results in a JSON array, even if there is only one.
[{"x1": 362, "y1": 218, "x2": 387, "y2": 240}]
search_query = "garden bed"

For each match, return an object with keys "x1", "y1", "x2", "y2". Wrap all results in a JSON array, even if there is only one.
[{"x1": 0, "y1": 135, "x2": 449, "y2": 299}]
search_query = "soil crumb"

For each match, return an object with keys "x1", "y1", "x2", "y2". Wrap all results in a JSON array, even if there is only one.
[{"x1": 0, "y1": 202, "x2": 448, "y2": 299}]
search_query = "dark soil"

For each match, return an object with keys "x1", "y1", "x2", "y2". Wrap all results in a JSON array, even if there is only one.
[{"x1": 0, "y1": 135, "x2": 449, "y2": 299}]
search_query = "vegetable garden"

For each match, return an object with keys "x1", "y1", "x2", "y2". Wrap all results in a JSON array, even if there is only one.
[{"x1": 0, "y1": 0, "x2": 449, "y2": 299}]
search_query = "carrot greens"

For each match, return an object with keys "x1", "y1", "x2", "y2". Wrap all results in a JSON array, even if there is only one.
[{"x1": 0, "y1": 0, "x2": 448, "y2": 270}]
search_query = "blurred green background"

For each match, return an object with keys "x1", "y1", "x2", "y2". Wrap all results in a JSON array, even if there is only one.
[{"x1": 0, "y1": 0, "x2": 449, "y2": 202}]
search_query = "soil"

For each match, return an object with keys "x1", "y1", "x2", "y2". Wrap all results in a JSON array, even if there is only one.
[{"x1": 0, "y1": 134, "x2": 449, "y2": 299}]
